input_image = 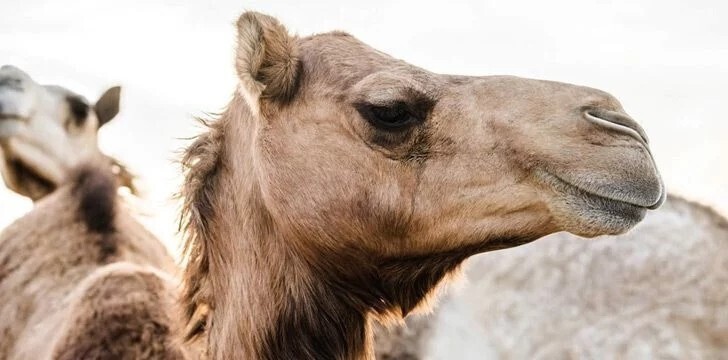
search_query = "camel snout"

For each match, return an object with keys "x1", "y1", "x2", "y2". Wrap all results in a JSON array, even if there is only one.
[
  {"x1": 582, "y1": 107, "x2": 666, "y2": 209},
  {"x1": 0, "y1": 97, "x2": 30, "y2": 123},
  {"x1": 628, "y1": 172, "x2": 666, "y2": 210},
  {"x1": 0, "y1": 66, "x2": 30, "y2": 91},
  {"x1": 647, "y1": 183, "x2": 667, "y2": 209},
  {"x1": 0, "y1": 67, "x2": 34, "y2": 123}
]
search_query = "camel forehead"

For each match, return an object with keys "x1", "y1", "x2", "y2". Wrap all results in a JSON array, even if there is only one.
[
  {"x1": 44, "y1": 85, "x2": 88, "y2": 102},
  {"x1": 0, "y1": 75, "x2": 88, "y2": 119},
  {"x1": 0, "y1": 66, "x2": 75, "y2": 102},
  {"x1": 295, "y1": 34, "x2": 622, "y2": 107},
  {"x1": 298, "y1": 32, "x2": 436, "y2": 89}
]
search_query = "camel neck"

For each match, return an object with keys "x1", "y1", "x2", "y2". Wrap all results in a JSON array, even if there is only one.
[
  {"x1": 202, "y1": 133, "x2": 373, "y2": 358},
  {"x1": 206, "y1": 198, "x2": 373, "y2": 360}
]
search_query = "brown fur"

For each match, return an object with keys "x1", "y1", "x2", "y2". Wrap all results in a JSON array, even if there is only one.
[
  {"x1": 52, "y1": 265, "x2": 184, "y2": 360},
  {"x1": 72, "y1": 165, "x2": 117, "y2": 234},
  {"x1": 179, "y1": 11, "x2": 664, "y2": 359},
  {"x1": 0, "y1": 166, "x2": 191, "y2": 360}
]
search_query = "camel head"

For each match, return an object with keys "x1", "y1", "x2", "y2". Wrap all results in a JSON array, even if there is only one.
[
  {"x1": 227, "y1": 12, "x2": 664, "y2": 254},
  {"x1": 0, "y1": 65, "x2": 122, "y2": 201},
  {"x1": 180, "y1": 12, "x2": 667, "y2": 358}
]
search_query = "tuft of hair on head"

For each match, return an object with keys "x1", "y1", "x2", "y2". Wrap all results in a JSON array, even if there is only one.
[
  {"x1": 235, "y1": 11, "x2": 300, "y2": 104},
  {"x1": 69, "y1": 164, "x2": 118, "y2": 234}
]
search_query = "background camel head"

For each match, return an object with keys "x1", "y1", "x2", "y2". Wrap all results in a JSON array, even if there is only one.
[
  {"x1": 0, "y1": 65, "x2": 122, "y2": 201},
  {"x1": 230, "y1": 12, "x2": 665, "y2": 255}
]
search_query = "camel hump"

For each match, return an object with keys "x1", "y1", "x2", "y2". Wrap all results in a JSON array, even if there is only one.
[
  {"x1": 69, "y1": 164, "x2": 118, "y2": 234},
  {"x1": 666, "y1": 193, "x2": 728, "y2": 229},
  {"x1": 51, "y1": 263, "x2": 187, "y2": 360}
]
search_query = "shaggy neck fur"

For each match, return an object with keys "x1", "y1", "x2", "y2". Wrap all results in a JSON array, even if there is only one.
[{"x1": 180, "y1": 96, "x2": 537, "y2": 359}]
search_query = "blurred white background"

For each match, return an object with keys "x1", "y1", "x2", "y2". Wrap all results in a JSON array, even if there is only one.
[{"x1": 1, "y1": 0, "x2": 726, "y2": 254}]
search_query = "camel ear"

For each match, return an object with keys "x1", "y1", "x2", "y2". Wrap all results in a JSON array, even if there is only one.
[
  {"x1": 94, "y1": 86, "x2": 121, "y2": 128},
  {"x1": 236, "y1": 12, "x2": 299, "y2": 104}
]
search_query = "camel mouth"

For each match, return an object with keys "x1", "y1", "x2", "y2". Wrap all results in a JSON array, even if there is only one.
[
  {"x1": 0, "y1": 114, "x2": 25, "y2": 120},
  {"x1": 537, "y1": 170, "x2": 655, "y2": 234},
  {"x1": 0, "y1": 116, "x2": 27, "y2": 129},
  {"x1": 546, "y1": 172, "x2": 660, "y2": 210},
  {"x1": 0, "y1": 111, "x2": 28, "y2": 121},
  {"x1": 5, "y1": 157, "x2": 56, "y2": 196}
]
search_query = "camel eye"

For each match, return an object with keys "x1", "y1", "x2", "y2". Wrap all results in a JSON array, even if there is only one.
[
  {"x1": 63, "y1": 95, "x2": 91, "y2": 130},
  {"x1": 359, "y1": 102, "x2": 419, "y2": 131}
]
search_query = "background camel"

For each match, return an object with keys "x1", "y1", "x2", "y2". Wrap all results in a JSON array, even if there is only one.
[
  {"x1": 0, "y1": 65, "x2": 135, "y2": 200},
  {"x1": 374, "y1": 194, "x2": 728, "y2": 359},
  {"x1": 179, "y1": 12, "x2": 664, "y2": 359},
  {"x1": 0, "y1": 66, "x2": 193, "y2": 359}
]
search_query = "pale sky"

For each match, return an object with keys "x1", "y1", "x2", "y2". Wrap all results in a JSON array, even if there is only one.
[{"x1": 1, "y1": 0, "x2": 727, "y2": 253}]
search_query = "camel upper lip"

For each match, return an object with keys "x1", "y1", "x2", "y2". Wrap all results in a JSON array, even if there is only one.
[{"x1": 545, "y1": 171, "x2": 664, "y2": 210}]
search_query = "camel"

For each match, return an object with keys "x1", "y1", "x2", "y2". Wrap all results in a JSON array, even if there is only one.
[
  {"x1": 178, "y1": 12, "x2": 665, "y2": 359},
  {"x1": 0, "y1": 66, "x2": 134, "y2": 200},
  {"x1": 0, "y1": 65, "x2": 194, "y2": 359},
  {"x1": 373, "y1": 194, "x2": 728, "y2": 359}
]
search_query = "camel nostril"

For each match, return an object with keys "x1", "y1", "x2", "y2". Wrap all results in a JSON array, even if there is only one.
[{"x1": 584, "y1": 109, "x2": 649, "y2": 145}]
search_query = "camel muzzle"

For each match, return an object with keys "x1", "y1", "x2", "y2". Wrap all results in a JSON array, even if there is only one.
[
  {"x1": 0, "y1": 65, "x2": 36, "y2": 122},
  {"x1": 581, "y1": 108, "x2": 665, "y2": 210}
]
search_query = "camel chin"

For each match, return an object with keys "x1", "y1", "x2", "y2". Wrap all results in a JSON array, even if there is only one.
[
  {"x1": 534, "y1": 170, "x2": 657, "y2": 237},
  {"x1": 554, "y1": 189, "x2": 649, "y2": 237}
]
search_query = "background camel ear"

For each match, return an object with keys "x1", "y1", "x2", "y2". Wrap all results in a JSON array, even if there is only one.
[
  {"x1": 236, "y1": 12, "x2": 299, "y2": 103},
  {"x1": 94, "y1": 86, "x2": 121, "y2": 128}
]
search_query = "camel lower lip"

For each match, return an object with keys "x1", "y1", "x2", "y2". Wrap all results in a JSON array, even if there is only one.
[
  {"x1": 542, "y1": 171, "x2": 650, "y2": 210},
  {"x1": 538, "y1": 170, "x2": 649, "y2": 234},
  {"x1": 7, "y1": 158, "x2": 55, "y2": 192}
]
